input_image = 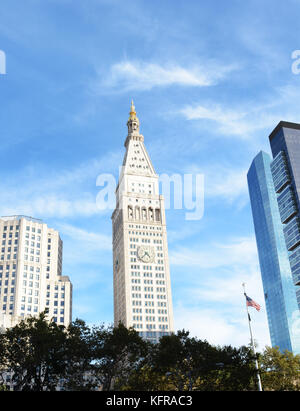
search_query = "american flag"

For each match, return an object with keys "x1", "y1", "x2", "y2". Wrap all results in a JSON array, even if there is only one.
[{"x1": 245, "y1": 294, "x2": 261, "y2": 311}]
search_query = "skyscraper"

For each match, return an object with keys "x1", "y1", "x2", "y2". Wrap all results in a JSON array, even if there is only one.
[
  {"x1": 111, "y1": 101, "x2": 174, "y2": 343},
  {"x1": 247, "y1": 121, "x2": 300, "y2": 354},
  {"x1": 269, "y1": 122, "x2": 300, "y2": 301},
  {"x1": 0, "y1": 215, "x2": 72, "y2": 329}
]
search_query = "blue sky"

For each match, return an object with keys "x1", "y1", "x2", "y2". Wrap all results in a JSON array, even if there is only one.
[{"x1": 1, "y1": 0, "x2": 300, "y2": 349}]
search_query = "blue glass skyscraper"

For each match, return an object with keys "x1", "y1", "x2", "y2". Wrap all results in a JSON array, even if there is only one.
[
  {"x1": 269, "y1": 122, "x2": 300, "y2": 300},
  {"x1": 247, "y1": 122, "x2": 300, "y2": 354}
]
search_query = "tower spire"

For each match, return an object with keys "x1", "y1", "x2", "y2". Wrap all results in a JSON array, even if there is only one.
[
  {"x1": 127, "y1": 99, "x2": 140, "y2": 137},
  {"x1": 129, "y1": 99, "x2": 136, "y2": 117}
]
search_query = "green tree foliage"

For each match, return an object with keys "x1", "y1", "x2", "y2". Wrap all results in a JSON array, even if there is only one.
[
  {"x1": 1, "y1": 316, "x2": 299, "y2": 391},
  {"x1": 91, "y1": 322, "x2": 149, "y2": 391},
  {"x1": 131, "y1": 330, "x2": 256, "y2": 391},
  {"x1": 201, "y1": 344, "x2": 257, "y2": 391},
  {"x1": 63, "y1": 319, "x2": 98, "y2": 391},
  {"x1": 0, "y1": 312, "x2": 68, "y2": 391},
  {"x1": 259, "y1": 346, "x2": 300, "y2": 391}
]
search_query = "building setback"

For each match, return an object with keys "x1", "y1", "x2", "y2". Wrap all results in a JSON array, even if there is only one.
[
  {"x1": 111, "y1": 101, "x2": 174, "y2": 343},
  {"x1": 0, "y1": 215, "x2": 72, "y2": 329}
]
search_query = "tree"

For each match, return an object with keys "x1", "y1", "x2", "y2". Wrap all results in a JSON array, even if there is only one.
[
  {"x1": 4, "y1": 314, "x2": 293, "y2": 391},
  {"x1": 121, "y1": 364, "x2": 173, "y2": 391},
  {"x1": 148, "y1": 330, "x2": 256, "y2": 391},
  {"x1": 62, "y1": 319, "x2": 98, "y2": 391},
  {"x1": 0, "y1": 329, "x2": 9, "y2": 388},
  {"x1": 119, "y1": 340, "x2": 171, "y2": 391},
  {"x1": 151, "y1": 330, "x2": 218, "y2": 390},
  {"x1": 91, "y1": 322, "x2": 149, "y2": 391},
  {"x1": 259, "y1": 346, "x2": 300, "y2": 391},
  {"x1": 1, "y1": 312, "x2": 68, "y2": 391},
  {"x1": 198, "y1": 344, "x2": 256, "y2": 391}
]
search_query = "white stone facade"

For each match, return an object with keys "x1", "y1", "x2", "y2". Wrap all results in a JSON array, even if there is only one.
[
  {"x1": 112, "y1": 102, "x2": 174, "y2": 342},
  {"x1": 0, "y1": 216, "x2": 72, "y2": 329}
]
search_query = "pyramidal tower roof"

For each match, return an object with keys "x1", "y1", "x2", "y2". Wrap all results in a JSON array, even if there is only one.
[{"x1": 121, "y1": 100, "x2": 156, "y2": 178}]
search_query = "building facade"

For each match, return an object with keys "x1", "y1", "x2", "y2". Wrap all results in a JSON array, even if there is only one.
[
  {"x1": 0, "y1": 215, "x2": 72, "y2": 329},
  {"x1": 111, "y1": 101, "x2": 174, "y2": 343},
  {"x1": 269, "y1": 122, "x2": 300, "y2": 305},
  {"x1": 247, "y1": 121, "x2": 300, "y2": 354}
]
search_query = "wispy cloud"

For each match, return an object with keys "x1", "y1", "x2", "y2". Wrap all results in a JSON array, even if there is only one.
[
  {"x1": 174, "y1": 303, "x2": 270, "y2": 349},
  {"x1": 181, "y1": 163, "x2": 249, "y2": 206},
  {"x1": 0, "y1": 194, "x2": 101, "y2": 219},
  {"x1": 179, "y1": 83, "x2": 300, "y2": 139},
  {"x1": 95, "y1": 60, "x2": 237, "y2": 92},
  {"x1": 170, "y1": 236, "x2": 257, "y2": 268},
  {"x1": 204, "y1": 166, "x2": 248, "y2": 204},
  {"x1": 179, "y1": 103, "x2": 280, "y2": 138},
  {"x1": 0, "y1": 151, "x2": 120, "y2": 219},
  {"x1": 57, "y1": 222, "x2": 111, "y2": 252}
]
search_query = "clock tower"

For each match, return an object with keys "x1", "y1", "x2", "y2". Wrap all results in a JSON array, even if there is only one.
[{"x1": 111, "y1": 101, "x2": 174, "y2": 343}]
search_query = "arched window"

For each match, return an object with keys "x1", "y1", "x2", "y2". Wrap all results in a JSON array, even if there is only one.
[
  {"x1": 128, "y1": 206, "x2": 133, "y2": 220},
  {"x1": 155, "y1": 209, "x2": 161, "y2": 222},
  {"x1": 149, "y1": 207, "x2": 154, "y2": 221},
  {"x1": 142, "y1": 207, "x2": 147, "y2": 220},
  {"x1": 135, "y1": 206, "x2": 140, "y2": 220}
]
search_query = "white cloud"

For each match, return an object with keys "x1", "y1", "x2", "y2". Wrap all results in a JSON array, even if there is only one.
[
  {"x1": 179, "y1": 262, "x2": 262, "y2": 309},
  {"x1": 53, "y1": 222, "x2": 112, "y2": 272},
  {"x1": 203, "y1": 165, "x2": 248, "y2": 204},
  {"x1": 57, "y1": 222, "x2": 111, "y2": 252},
  {"x1": 208, "y1": 172, "x2": 248, "y2": 204},
  {"x1": 0, "y1": 194, "x2": 101, "y2": 219},
  {"x1": 179, "y1": 83, "x2": 300, "y2": 139},
  {"x1": 180, "y1": 103, "x2": 280, "y2": 138},
  {"x1": 170, "y1": 236, "x2": 257, "y2": 268},
  {"x1": 170, "y1": 235, "x2": 271, "y2": 349},
  {"x1": 174, "y1": 304, "x2": 270, "y2": 349},
  {"x1": 0, "y1": 151, "x2": 120, "y2": 219},
  {"x1": 97, "y1": 60, "x2": 237, "y2": 92},
  {"x1": 174, "y1": 305, "x2": 242, "y2": 345}
]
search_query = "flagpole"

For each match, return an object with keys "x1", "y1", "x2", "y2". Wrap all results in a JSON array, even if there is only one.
[{"x1": 242, "y1": 283, "x2": 263, "y2": 391}]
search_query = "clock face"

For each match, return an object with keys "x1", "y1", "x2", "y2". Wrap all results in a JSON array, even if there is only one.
[{"x1": 137, "y1": 245, "x2": 155, "y2": 263}]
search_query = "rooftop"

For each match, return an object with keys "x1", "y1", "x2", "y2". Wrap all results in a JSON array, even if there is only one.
[
  {"x1": 269, "y1": 121, "x2": 300, "y2": 142},
  {"x1": 0, "y1": 215, "x2": 43, "y2": 224}
]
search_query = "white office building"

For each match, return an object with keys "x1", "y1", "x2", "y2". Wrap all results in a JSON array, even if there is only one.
[{"x1": 0, "y1": 215, "x2": 72, "y2": 329}]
